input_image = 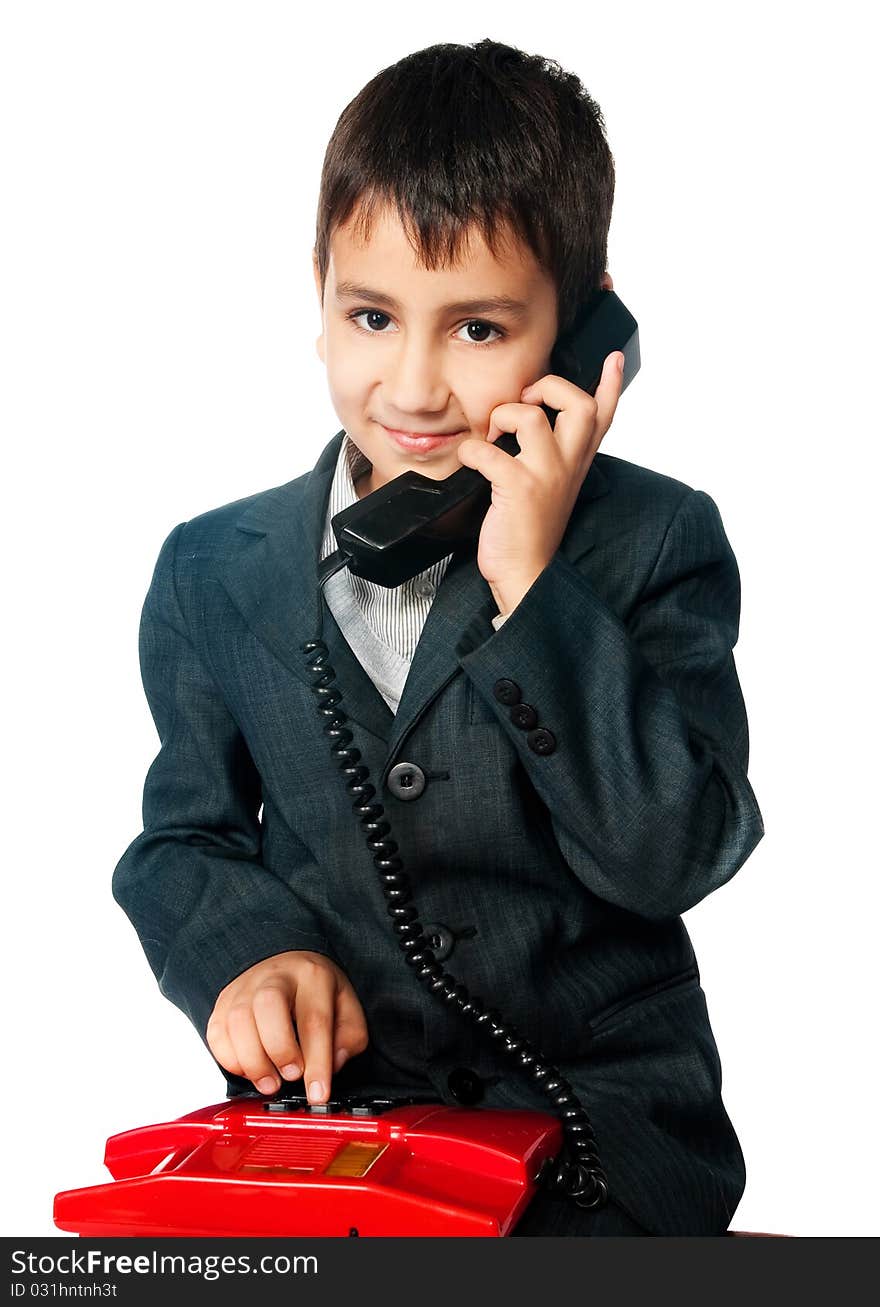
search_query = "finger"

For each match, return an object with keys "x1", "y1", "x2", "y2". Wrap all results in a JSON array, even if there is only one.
[
  {"x1": 205, "y1": 1012, "x2": 245, "y2": 1079},
  {"x1": 516, "y1": 383, "x2": 594, "y2": 465},
  {"x1": 466, "y1": 411, "x2": 563, "y2": 484},
  {"x1": 293, "y1": 964, "x2": 336, "y2": 1104},
  {"x1": 484, "y1": 399, "x2": 557, "y2": 458},
  {"x1": 520, "y1": 359, "x2": 621, "y2": 412},
  {"x1": 252, "y1": 982, "x2": 303, "y2": 1083},
  {"x1": 333, "y1": 981, "x2": 370, "y2": 1073},
  {"x1": 592, "y1": 349, "x2": 626, "y2": 437},
  {"x1": 226, "y1": 1002, "x2": 282, "y2": 1095},
  {"x1": 456, "y1": 436, "x2": 523, "y2": 491}
]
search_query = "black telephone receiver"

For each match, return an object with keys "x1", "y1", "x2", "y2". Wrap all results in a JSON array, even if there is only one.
[{"x1": 326, "y1": 289, "x2": 640, "y2": 589}]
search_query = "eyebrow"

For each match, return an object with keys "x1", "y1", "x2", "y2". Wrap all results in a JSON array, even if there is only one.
[{"x1": 334, "y1": 280, "x2": 530, "y2": 320}]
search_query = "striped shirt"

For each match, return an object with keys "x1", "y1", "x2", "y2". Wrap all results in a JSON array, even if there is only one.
[{"x1": 318, "y1": 432, "x2": 507, "y2": 713}]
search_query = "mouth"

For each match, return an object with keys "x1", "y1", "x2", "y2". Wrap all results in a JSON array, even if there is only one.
[{"x1": 379, "y1": 425, "x2": 464, "y2": 453}]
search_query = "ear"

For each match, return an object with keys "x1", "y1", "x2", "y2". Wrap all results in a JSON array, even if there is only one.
[{"x1": 312, "y1": 249, "x2": 326, "y2": 364}]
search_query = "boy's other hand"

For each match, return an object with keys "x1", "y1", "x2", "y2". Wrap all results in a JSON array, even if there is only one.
[{"x1": 206, "y1": 950, "x2": 369, "y2": 1104}]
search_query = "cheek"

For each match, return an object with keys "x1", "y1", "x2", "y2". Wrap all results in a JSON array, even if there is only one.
[
  {"x1": 466, "y1": 377, "x2": 523, "y2": 431},
  {"x1": 325, "y1": 361, "x2": 370, "y2": 413}
]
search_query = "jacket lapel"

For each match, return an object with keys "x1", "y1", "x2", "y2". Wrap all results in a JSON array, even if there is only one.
[
  {"x1": 216, "y1": 428, "x2": 394, "y2": 744},
  {"x1": 217, "y1": 427, "x2": 612, "y2": 769}
]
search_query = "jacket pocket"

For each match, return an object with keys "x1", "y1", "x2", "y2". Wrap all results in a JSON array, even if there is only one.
[{"x1": 587, "y1": 963, "x2": 700, "y2": 1038}]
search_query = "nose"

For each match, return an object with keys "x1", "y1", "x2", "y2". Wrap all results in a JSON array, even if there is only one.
[{"x1": 383, "y1": 332, "x2": 450, "y2": 418}]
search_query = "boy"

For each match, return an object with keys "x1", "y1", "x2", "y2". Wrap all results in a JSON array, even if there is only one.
[{"x1": 113, "y1": 39, "x2": 765, "y2": 1236}]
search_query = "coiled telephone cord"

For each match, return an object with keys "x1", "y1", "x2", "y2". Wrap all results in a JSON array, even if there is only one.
[{"x1": 302, "y1": 581, "x2": 609, "y2": 1209}]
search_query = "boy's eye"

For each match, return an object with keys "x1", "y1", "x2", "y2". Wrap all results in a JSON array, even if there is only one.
[
  {"x1": 350, "y1": 309, "x2": 395, "y2": 334},
  {"x1": 347, "y1": 310, "x2": 504, "y2": 346},
  {"x1": 456, "y1": 321, "x2": 503, "y2": 345}
]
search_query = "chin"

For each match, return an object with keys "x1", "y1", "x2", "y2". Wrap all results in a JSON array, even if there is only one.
[{"x1": 404, "y1": 450, "x2": 456, "y2": 465}]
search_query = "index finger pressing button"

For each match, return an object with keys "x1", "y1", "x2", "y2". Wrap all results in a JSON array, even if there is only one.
[{"x1": 294, "y1": 986, "x2": 336, "y2": 1105}]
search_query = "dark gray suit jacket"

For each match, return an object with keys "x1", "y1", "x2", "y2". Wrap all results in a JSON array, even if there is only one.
[{"x1": 113, "y1": 427, "x2": 765, "y2": 1235}]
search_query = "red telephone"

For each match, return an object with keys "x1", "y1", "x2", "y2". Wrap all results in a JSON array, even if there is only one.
[{"x1": 54, "y1": 1091, "x2": 562, "y2": 1237}]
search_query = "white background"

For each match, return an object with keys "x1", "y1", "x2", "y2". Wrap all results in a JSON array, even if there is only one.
[{"x1": 2, "y1": 1, "x2": 877, "y2": 1239}]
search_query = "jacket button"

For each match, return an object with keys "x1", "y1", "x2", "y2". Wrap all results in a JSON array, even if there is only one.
[
  {"x1": 422, "y1": 922, "x2": 455, "y2": 962},
  {"x1": 386, "y1": 762, "x2": 427, "y2": 800},
  {"x1": 447, "y1": 1067, "x2": 485, "y2": 1106},
  {"x1": 527, "y1": 727, "x2": 556, "y2": 755},
  {"x1": 493, "y1": 678, "x2": 522, "y2": 706},
  {"x1": 510, "y1": 702, "x2": 538, "y2": 730}
]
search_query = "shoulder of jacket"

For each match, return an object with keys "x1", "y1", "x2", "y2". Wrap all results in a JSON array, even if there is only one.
[
  {"x1": 563, "y1": 452, "x2": 707, "y2": 564},
  {"x1": 167, "y1": 470, "x2": 309, "y2": 559},
  {"x1": 591, "y1": 450, "x2": 697, "y2": 507}
]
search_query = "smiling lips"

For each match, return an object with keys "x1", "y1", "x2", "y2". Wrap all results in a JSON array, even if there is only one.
[{"x1": 380, "y1": 425, "x2": 464, "y2": 453}]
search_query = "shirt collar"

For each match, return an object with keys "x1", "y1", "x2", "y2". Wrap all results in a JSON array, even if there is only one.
[{"x1": 345, "y1": 432, "x2": 372, "y2": 487}]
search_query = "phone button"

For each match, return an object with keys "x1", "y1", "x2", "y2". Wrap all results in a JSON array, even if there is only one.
[
  {"x1": 493, "y1": 678, "x2": 522, "y2": 706},
  {"x1": 510, "y1": 702, "x2": 538, "y2": 731},
  {"x1": 387, "y1": 761, "x2": 427, "y2": 800},
  {"x1": 527, "y1": 728, "x2": 557, "y2": 756}
]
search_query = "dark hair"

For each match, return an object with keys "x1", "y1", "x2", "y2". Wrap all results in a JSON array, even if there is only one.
[{"x1": 314, "y1": 38, "x2": 615, "y2": 337}]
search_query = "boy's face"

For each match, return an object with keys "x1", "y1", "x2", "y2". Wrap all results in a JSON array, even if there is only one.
[{"x1": 313, "y1": 201, "x2": 599, "y2": 497}]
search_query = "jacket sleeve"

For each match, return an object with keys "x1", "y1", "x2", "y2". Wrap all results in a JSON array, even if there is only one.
[
  {"x1": 112, "y1": 521, "x2": 337, "y2": 1039},
  {"x1": 457, "y1": 488, "x2": 765, "y2": 921}
]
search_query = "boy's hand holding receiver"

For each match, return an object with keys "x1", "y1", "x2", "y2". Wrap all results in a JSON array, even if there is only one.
[
  {"x1": 206, "y1": 951, "x2": 369, "y2": 1104},
  {"x1": 457, "y1": 350, "x2": 626, "y2": 618}
]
